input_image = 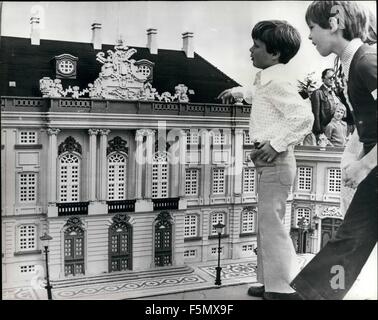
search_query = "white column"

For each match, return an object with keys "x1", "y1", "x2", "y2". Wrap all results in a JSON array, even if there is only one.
[
  {"x1": 135, "y1": 129, "x2": 145, "y2": 200},
  {"x1": 178, "y1": 129, "x2": 187, "y2": 198},
  {"x1": 98, "y1": 129, "x2": 110, "y2": 201},
  {"x1": 47, "y1": 128, "x2": 60, "y2": 204},
  {"x1": 88, "y1": 129, "x2": 99, "y2": 201},
  {"x1": 145, "y1": 129, "x2": 155, "y2": 199},
  {"x1": 233, "y1": 129, "x2": 244, "y2": 200}
]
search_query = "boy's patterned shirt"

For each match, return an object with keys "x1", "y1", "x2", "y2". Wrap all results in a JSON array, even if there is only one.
[{"x1": 239, "y1": 63, "x2": 314, "y2": 153}]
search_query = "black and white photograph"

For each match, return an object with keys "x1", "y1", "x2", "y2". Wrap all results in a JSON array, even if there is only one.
[{"x1": 1, "y1": 0, "x2": 377, "y2": 305}]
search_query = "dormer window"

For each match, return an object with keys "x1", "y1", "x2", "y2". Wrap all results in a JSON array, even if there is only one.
[
  {"x1": 134, "y1": 59, "x2": 154, "y2": 82},
  {"x1": 54, "y1": 54, "x2": 78, "y2": 79}
]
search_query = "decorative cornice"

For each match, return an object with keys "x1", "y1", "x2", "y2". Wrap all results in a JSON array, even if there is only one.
[
  {"x1": 58, "y1": 136, "x2": 82, "y2": 155},
  {"x1": 107, "y1": 136, "x2": 128, "y2": 155},
  {"x1": 315, "y1": 206, "x2": 343, "y2": 220},
  {"x1": 47, "y1": 128, "x2": 61, "y2": 136}
]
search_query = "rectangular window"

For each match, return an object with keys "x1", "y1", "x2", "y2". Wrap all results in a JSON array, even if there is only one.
[
  {"x1": 327, "y1": 168, "x2": 341, "y2": 193},
  {"x1": 243, "y1": 131, "x2": 253, "y2": 145},
  {"x1": 241, "y1": 210, "x2": 256, "y2": 233},
  {"x1": 242, "y1": 168, "x2": 256, "y2": 193},
  {"x1": 185, "y1": 169, "x2": 199, "y2": 196},
  {"x1": 242, "y1": 244, "x2": 254, "y2": 252},
  {"x1": 152, "y1": 162, "x2": 169, "y2": 198},
  {"x1": 211, "y1": 213, "x2": 225, "y2": 235},
  {"x1": 296, "y1": 208, "x2": 311, "y2": 227},
  {"x1": 212, "y1": 132, "x2": 225, "y2": 145},
  {"x1": 211, "y1": 247, "x2": 223, "y2": 254},
  {"x1": 212, "y1": 168, "x2": 225, "y2": 194},
  {"x1": 184, "y1": 249, "x2": 196, "y2": 257},
  {"x1": 184, "y1": 215, "x2": 198, "y2": 237},
  {"x1": 186, "y1": 131, "x2": 199, "y2": 144},
  {"x1": 18, "y1": 225, "x2": 37, "y2": 251},
  {"x1": 19, "y1": 173, "x2": 37, "y2": 203},
  {"x1": 19, "y1": 131, "x2": 37, "y2": 144},
  {"x1": 297, "y1": 167, "x2": 313, "y2": 191},
  {"x1": 20, "y1": 265, "x2": 35, "y2": 273}
]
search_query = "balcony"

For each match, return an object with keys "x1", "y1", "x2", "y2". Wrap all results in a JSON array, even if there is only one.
[
  {"x1": 57, "y1": 202, "x2": 89, "y2": 216},
  {"x1": 107, "y1": 200, "x2": 136, "y2": 213},
  {"x1": 152, "y1": 197, "x2": 180, "y2": 211}
]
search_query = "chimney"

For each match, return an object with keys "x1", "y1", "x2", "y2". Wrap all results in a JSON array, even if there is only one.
[
  {"x1": 91, "y1": 23, "x2": 102, "y2": 50},
  {"x1": 30, "y1": 16, "x2": 40, "y2": 45},
  {"x1": 182, "y1": 32, "x2": 194, "y2": 58},
  {"x1": 146, "y1": 28, "x2": 158, "y2": 54}
]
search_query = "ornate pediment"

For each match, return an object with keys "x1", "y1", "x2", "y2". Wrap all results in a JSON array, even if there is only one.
[
  {"x1": 315, "y1": 206, "x2": 343, "y2": 220},
  {"x1": 155, "y1": 211, "x2": 173, "y2": 229},
  {"x1": 64, "y1": 216, "x2": 84, "y2": 234},
  {"x1": 39, "y1": 39, "x2": 194, "y2": 102},
  {"x1": 110, "y1": 213, "x2": 131, "y2": 231},
  {"x1": 58, "y1": 136, "x2": 82, "y2": 155},
  {"x1": 107, "y1": 136, "x2": 128, "y2": 155}
]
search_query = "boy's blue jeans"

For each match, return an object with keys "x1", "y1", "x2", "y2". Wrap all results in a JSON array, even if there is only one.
[
  {"x1": 291, "y1": 166, "x2": 377, "y2": 299},
  {"x1": 253, "y1": 147, "x2": 300, "y2": 293}
]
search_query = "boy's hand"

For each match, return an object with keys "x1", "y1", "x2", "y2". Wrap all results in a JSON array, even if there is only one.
[
  {"x1": 217, "y1": 89, "x2": 234, "y2": 104},
  {"x1": 254, "y1": 140, "x2": 279, "y2": 163},
  {"x1": 342, "y1": 160, "x2": 370, "y2": 189}
]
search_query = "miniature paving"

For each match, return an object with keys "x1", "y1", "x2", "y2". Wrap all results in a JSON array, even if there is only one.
[{"x1": 2, "y1": 255, "x2": 316, "y2": 300}]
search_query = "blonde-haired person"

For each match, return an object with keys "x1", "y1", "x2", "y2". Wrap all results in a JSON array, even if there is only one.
[{"x1": 324, "y1": 103, "x2": 348, "y2": 147}]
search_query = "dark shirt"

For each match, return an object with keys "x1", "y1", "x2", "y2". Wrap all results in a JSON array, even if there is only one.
[
  {"x1": 310, "y1": 84, "x2": 342, "y2": 135},
  {"x1": 346, "y1": 44, "x2": 377, "y2": 154}
]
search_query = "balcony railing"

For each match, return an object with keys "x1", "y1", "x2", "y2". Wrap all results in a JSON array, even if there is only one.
[
  {"x1": 57, "y1": 202, "x2": 89, "y2": 216},
  {"x1": 107, "y1": 200, "x2": 136, "y2": 213},
  {"x1": 152, "y1": 197, "x2": 180, "y2": 211},
  {"x1": 1, "y1": 96, "x2": 251, "y2": 119}
]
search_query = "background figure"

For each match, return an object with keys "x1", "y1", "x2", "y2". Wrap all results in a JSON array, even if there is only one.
[
  {"x1": 324, "y1": 104, "x2": 348, "y2": 147},
  {"x1": 310, "y1": 68, "x2": 345, "y2": 144}
]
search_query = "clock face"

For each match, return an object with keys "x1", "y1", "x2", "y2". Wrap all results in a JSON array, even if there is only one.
[{"x1": 58, "y1": 60, "x2": 75, "y2": 75}]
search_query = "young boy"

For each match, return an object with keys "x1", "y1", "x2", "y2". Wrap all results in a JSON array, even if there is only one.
[
  {"x1": 290, "y1": 1, "x2": 377, "y2": 300},
  {"x1": 324, "y1": 104, "x2": 348, "y2": 147},
  {"x1": 218, "y1": 20, "x2": 314, "y2": 300}
]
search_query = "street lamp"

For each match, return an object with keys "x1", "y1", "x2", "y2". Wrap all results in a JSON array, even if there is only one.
[
  {"x1": 297, "y1": 217, "x2": 310, "y2": 254},
  {"x1": 40, "y1": 232, "x2": 53, "y2": 300},
  {"x1": 213, "y1": 222, "x2": 225, "y2": 286}
]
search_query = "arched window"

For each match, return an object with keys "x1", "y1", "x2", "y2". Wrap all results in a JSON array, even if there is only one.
[
  {"x1": 107, "y1": 153, "x2": 127, "y2": 200},
  {"x1": 64, "y1": 217, "x2": 85, "y2": 276},
  {"x1": 152, "y1": 151, "x2": 169, "y2": 198},
  {"x1": 59, "y1": 153, "x2": 80, "y2": 202}
]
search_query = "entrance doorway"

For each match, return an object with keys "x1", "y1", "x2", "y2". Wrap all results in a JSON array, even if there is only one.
[{"x1": 321, "y1": 218, "x2": 343, "y2": 248}]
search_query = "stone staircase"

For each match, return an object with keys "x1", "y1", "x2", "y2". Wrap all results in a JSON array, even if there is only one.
[{"x1": 50, "y1": 265, "x2": 194, "y2": 289}]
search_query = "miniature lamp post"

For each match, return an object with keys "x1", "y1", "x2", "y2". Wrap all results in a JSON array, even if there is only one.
[
  {"x1": 40, "y1": 232, "x2": 53, "y2": 300},
  {"x1": 297, "y1": 217, "x2": 310, "y2": 254},
  {"x1": 214, "y1": 222, "x2": 226, "y2": 286}
]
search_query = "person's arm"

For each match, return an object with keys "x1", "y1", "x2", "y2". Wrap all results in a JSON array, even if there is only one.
[
  {"x1": 343, "y1": 144, "x2": 377, "y2": 188},
  {"x1": 340, "y1": 130, "x2": 363, "y2": 169},
  {"x1": 217, "y1": 86, "x2": 255, "y2": 104},
  {"x1": 324, "y1": 123, "x2": 334, "y2": 142},
  {"x1": 310, "y1": 90, "x2": 322, "y2": 135}
]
